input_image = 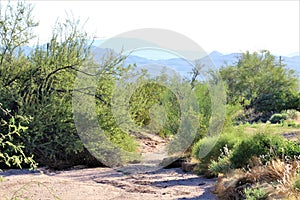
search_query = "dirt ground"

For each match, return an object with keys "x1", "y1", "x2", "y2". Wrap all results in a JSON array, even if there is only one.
[
  {"x1": 0, "y1": 131, "x2": 218, "y2": 200},
  {"x1": 0, "y1": 167, "x2": 217, "y2": 200},
  {"x1": 2, "y1": 113, "x2": 300, "y2": 200}
]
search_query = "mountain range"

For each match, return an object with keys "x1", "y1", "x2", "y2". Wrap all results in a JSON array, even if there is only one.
[
  {"x1": 90, "y1": 45, "x2": 300, "y2": 78},
  {"x1": 124, "y1": 51, "x2": 300, "y2": 78},
  {"x1": 21, "y1": 45, "x2": 300, "y2": 78}
]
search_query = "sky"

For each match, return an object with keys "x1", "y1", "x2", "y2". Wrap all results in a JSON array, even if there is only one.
[{"x1": 2, "y1": 1, "x2": 300, "y2": 57}]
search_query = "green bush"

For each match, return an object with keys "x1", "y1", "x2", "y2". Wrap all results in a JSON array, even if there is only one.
[
  {"x1": 286, "y1": 120, "x2": 297, "y2": 127},
  {"x1": 285, "y1": 109, "x2": 299, "y2": 120},
  {"x1": 269, "y1": 113, "x2": 287, "y2": 124},
  {"x1": 208, "y1": 145, "x2": 233, "y2": 175},
  {"x1": 244, "y1": 186, "x2": 267, "y2": 200},
  {"x1": 0, "y1": 1, "x2": 108, "y2": 169},
  {"x1": 224, "y1": 104, "x2": 243, "y2": 125},
  {"x1": 192, "y1": 126, "x2": 246, "y2": 164},
  {"x1": 0, "y1": 104, "x2": 36, "y2": 169},
  {"x1": 128, "y1": 82, "x2": 181, "y2": 138},
  {"x1": 230, "y1": 133, "x2": 300, "y2": 168}
]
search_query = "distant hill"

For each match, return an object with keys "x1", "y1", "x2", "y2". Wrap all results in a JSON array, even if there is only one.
[
  {"x1": 19, "y1": 46, "x2": 300, "y2": 78},
  {"x1": 207, "y1": 51, "x2": 300, "y2": 76},
  {"x1": 119, "y1": 50, "x2": 300, "y2": 78}
]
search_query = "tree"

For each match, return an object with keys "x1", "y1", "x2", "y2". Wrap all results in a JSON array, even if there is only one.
[
  {"x1": 220, "y1": 50, "x2": 299, "y2": 114},
  {"x1": 18, "y1": 17, "x2": 98, "y2": 168},
  {"x1": 0, "y1": 1, "x2": 39, "y2": 169},
  {"x1": 0, "y1": 0, "x2": 102, "y2": 168},
  {"x1": 0, "y1": 0, "x2": 38, "y2": 111}
]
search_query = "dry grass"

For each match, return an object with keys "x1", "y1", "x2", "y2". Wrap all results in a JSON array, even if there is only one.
[
  {"x1": 213, "y1": 158, "x2": 300, "y2": 200},
  {"x1": 294, "y1": 111, "x2": 300, "y2": 125}
]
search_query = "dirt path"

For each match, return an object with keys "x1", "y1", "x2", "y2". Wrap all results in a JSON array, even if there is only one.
[
  {"x1": 0, "y1": 167, "x2": 217, "y2": 200},
  {"x1": 0, "y1": 132, "x2": 217, "y2": 200}
]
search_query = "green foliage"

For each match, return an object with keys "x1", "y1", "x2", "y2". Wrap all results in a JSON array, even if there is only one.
[
  {"x1": 224, "y1": 104, "x2": 243, "y2": 125},
  {"x1": 192, "y1": 127, "x2": 242, "y2": 177},
  {"x1": 0, "y1": 0, "x2": 226, "y2": 169},
  {"x1": 283, "y1": 109, "x2": 298, "y2": 120},
  {"x1": 244, "y1": 186, "x2": 267, "y2": 200},
  {"x1": 19, "y1": 19, "x2": 95, "y2": 167},
  {"x1": 230, "y1": 133, "x2": 300, "y2": 168},
  {"x1": 128, "y1": 82, "x2": 181, "y2": 137},
  {"x1": 208, "y1": 145, "x2": 233, "y2": 175},
  {"x1": 193, "y1": 83, "x2": 212, "y2": 139},
  {"x1": 0, "y1": 0, "x2": 100, "y2": 168},
  {"x1": 220, "y1": 50, "x2": 299, "y2": 114},
  {"x1": 269, "y1": 113, "x2": 287, "y2": 124},
  {"x1": 0, "y1": 104, "x2": 36, "y2": 169},
  {"x1": 286, "y1": 121, "x2": 299, "y2": 128},
  {"x1": 253, "y1": 91, "x2": 300, "y2": 113},
  {"x1": 192, "y1": 125, "x2": 246, "y2": 164},
  {"x1": 94, "y1": 62, "x2": 139, "y2": 153},
  {"x1": 293, "y1": 174, "x2": 300, "y2": 192},
  {"x1": 192, "y1": 102, "x2": 247, "y2": 162},
  {"x1": 195, "y1": 126, "x2": 300, "y2": 174}
]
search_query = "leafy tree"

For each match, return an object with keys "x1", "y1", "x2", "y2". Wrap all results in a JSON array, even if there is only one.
[
  {"x1": 0, "y1": 0, "x2": 38, "y2": 111},
  {"x1": 0, "y1": 1, "x2": 38, "y2": 169},
  {"x1": 0, "y1": 104, "x2": 36, "y2": 169},
  {"x1": 0, "y1": 0, "x2": 223, "y2": 168},
  {"x1": 18, "y1": 17, "x2": 101, "y2": 168},
  {"x1": 0, "y1": 0, "x2": 102, "y2": 168},
  {"x1": 220, "y1": 50, "x2": 299, "y2": 114},
  {"x1": 94, "y1": 57, "x2": 139, "y2": 153}
]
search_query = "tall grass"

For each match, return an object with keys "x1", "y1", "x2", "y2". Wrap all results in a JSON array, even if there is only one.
[{"x1": 213, "y1": 158, "x2": 300, "y2": 199}]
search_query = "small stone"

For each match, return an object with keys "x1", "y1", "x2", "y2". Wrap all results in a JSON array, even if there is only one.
[{"x1": 181, "y1": 162, "x2": 196, "y2": 172}]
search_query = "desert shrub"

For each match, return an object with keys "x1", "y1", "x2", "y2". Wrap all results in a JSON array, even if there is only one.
[
  {"x1": 221, "y1": 51, "x2": 299, "y2": 115},
  {"x1": 208, "y1": 145, "x2": 233, "y2": 175},
  {"x1": 0, "y1": 104, "x2": 36, "y2": 169},
  {"x1": 285, "y1": 109, "x2": 299, "y2": 120},
  {"x1": 128, "y1": 82, "x2": 181, "y2": 138},
  {"x1": 192, "y1": 126, "x2": 247, "y2": 177},
  {"x1": 269, "y1": 113, "x2": 288, "y2": 124},
  {"x1": 193, "y1": 83, "x2": 212, "y2": 138},
  {"x1": 230, "y1": 133, "x2": 300, "y2": 168},
  {"x1": 244, "y1": 186, "x2": 267, "y2": 200},
  {"x1": 192, "y1": 126, "x2": 246, "y2": 162},
  {"x1": 214, "y1": 159, "x2": 300, "y2": 199},
  {"x1": 253, "y1": 91, "x2": 300, "y2": 114},
  {"x1": 20, "y1": 95, "x2": 99, "y2": 169},
  {"x1": 224, "y1": 104, "x2": 243, "y2": 125},
  {"x1": 293, "y1": 175, "x2": 300, "y2": 192},
  {"x1": 286, "y1": 120, "x2": 297, "y2": 127},
  {"x1": 230, "y1": 133, "x2": 271, "y2": 168},
  {"x1": 0, "y1": 0, "x2": 99, "y2": 169}
]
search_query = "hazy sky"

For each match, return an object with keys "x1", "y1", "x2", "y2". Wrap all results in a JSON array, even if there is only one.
[{"x1": 5, "y1": 1, "x2": 300, "y2": 56}]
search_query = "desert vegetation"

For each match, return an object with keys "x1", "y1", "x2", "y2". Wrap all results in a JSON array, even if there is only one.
[
  {"x1": 1, "y1": 1, "x2": 300, "y2": 199},
  {"x1": 191, "y1": 51, "x2": 300, "y2": 199}
]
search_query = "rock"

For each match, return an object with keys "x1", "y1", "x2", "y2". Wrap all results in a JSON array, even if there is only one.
[
  {"x1": 181, "y1": 162, "x2": 196, "y2": 172},
  {"x1": 161, "y1": 156, "x2": 187, "y2": 169}
]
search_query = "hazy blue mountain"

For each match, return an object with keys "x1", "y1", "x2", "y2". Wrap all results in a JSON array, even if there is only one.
[
  {"x1": 119, "y1": 50, "x2": 300, "y2": 78},
  {"x1": 207, "y1": 51, "x2": 300, "y2": 77},
  {"x1": 208, "y1": 51, "x2": 241, "y2": 68},
  {"x1": 281, "y1": 56, "x2": 300, "y2": 77},
  {"x1": 94, "y1": 48, "x2": 299, "y2": 78},
  {"x1": 17, "y1": 45, "x2": 300, "y2": 78}
]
